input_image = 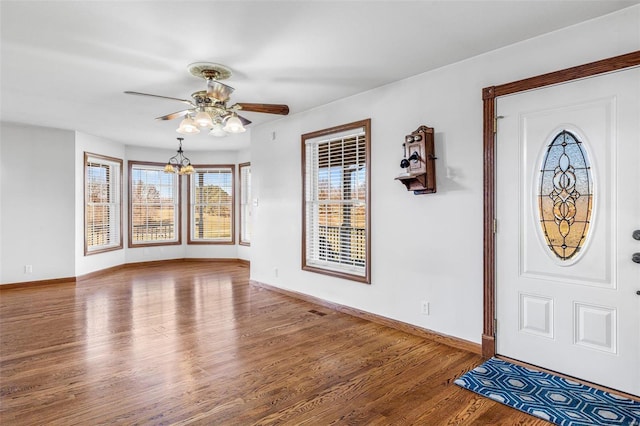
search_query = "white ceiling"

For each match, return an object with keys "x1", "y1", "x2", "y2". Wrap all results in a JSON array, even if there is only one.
[{"x1": 1, "y1": 1, "x2": 638, "y2": 151}]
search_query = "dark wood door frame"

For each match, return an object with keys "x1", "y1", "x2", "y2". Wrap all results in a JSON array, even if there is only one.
[{"x1": 482, "y1": 50, "x2": 640, "y2": 358}]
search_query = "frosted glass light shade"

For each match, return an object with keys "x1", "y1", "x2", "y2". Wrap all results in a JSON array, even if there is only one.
[
  {"x1": 177, "y1": 116, "x2": 200, "y2": 134},
  {"x1": 209, "y1": 123, "x2": 227, "y2": 137},
  {"x1": 194, "y1": 110, "x2": 213, "y2": 128},
  {"x1": 179, "y1": 164, "x2": 195, "y2": 175},
  {"x1": 223, "y1": 115, "x2": 246, "y2": 133}
]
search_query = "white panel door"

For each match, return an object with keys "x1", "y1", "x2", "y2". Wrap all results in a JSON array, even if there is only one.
[{"x1": 496, "y1": 68, "x2": 639, "y2": 396}]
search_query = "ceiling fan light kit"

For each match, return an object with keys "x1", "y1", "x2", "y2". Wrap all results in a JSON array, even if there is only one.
[{"x1": 125, "y1": 62, "x2": 290, "y2": 137}]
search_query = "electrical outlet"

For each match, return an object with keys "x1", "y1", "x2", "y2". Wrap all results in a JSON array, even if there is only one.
[
  {"x1": 421, "y1": 300, "x2": 430, "y2": 315},
  {"x1": 274, "y1": 267, "x2": 278, "y2": 278},
  {"x1": 24, "y1": 265, "x2": 33, "y2": 274}
]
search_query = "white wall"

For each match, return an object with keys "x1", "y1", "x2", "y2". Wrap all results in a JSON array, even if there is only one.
[
  {"x1": 248, "y1": 6, "x2": 640, "y2": 344},
  {"x1": 1, "y1": 123, "x2": 76, "y2": 283},
  {"x1": 0, "y1": 126, "x2": 3, "y2": 281}
]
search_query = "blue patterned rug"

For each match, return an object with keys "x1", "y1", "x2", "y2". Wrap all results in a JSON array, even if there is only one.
[{"x1": 454, "y1": 358, "x2": 640, "y2": 425}]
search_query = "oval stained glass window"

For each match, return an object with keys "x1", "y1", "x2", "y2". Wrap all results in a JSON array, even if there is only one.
[{"x1": 538, "y1": 130, "x2": 593, "y2": 261}]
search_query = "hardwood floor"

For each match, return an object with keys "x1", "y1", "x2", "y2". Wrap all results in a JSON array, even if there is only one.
[{"x1": 0, "y1": 261, "x2": 548, "y2": 425}]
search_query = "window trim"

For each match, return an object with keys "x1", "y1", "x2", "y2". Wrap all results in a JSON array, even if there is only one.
[
  {"x1": 128, "y1": 160, "x2": 182, "y2": 248},
  {"x1": 301, "y1": 118, "x2": 371, "y2": 284},
  {"x1": 187, "y1": 164, "x2": 236, "y2": 245},
  {"x1": 239, "y1": 162, "x2": 251, "y2": 246},
  {"x1": 84, "y1": 152, "x2": 123, "y2": 256}
]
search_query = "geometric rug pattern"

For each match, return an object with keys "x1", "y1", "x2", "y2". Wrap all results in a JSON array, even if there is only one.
[{"x1": 454, "y1": 358, "x2": 640, "y2": 425}]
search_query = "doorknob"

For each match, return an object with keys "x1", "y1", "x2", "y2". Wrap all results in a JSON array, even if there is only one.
[
  {"x1": 633, "y1": 253, "x2": 640, "y2": 264},
  {"x1": 637, "y1": 290, "x2": 640, "y2": 296},
  {"x1": 634, "y1": 230, "x2": 640, "y2": 241}
]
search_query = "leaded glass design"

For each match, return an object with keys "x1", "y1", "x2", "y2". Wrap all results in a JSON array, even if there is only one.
[{"x1": 538, "y1": 130, "x2": 593, "y2": 261}]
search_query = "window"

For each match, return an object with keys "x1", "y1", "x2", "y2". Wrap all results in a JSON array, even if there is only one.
[
  {"x1": 129, "y1": 161, "x2": 180, "y2": 247},
  {"x1": 302, "y1": 119, "x2": 371, "y2": 283},
  {"x1": 188, "y1": 165, "x2": 234, "y2": 244},
  {"x1": 537, "y1": 129, "x2": 593, "y2": 261},
  {"x1": 239, "y1": 162, "x2": 251, "y2": 246},
  {"x1": 84, "y1": 153, "x2": 122, "y2": 255}
]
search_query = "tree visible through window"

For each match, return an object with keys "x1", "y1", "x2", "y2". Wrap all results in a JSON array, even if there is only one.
[
  {"x1": 302, "y1": 119, "x2": 371, "y2": 283},
  {"x1": 129, "y1": 162, "x2": 180, "y2": 246},
  {"x1": 188, "y1": 166, "x2": 234, "y2": 244},
  {"x1": 85, "y1": 153, "x2": 122, "y2": 255}
]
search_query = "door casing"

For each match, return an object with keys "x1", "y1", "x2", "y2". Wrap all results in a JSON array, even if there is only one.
[{"x1": 482, "y1": 50, "x2": 640, "y2": 359}]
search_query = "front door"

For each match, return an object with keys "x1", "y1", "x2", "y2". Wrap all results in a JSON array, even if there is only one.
[{"x1": 495, "y1": 67, "x2": 639, "y2": 396}]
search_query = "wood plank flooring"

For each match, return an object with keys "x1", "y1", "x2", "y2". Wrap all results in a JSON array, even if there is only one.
[{"x1": 0, "y1": 261, "x2": 548, "y2": 425}]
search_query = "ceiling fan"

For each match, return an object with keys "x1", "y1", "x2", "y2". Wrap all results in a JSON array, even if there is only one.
[{"x1": 125, "y1": 62, "x2": 289, "y2": 136}]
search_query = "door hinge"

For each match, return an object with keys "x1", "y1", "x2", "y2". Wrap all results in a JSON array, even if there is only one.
[
  {"x1": 494, "y1": 319, "x2": 498, "y2": 335},
  {"x1": 494, "y1": 115, "x2": 504, "y2": 133},
  {"x1": 493, "y1": 218, "x2": 497, "y2": 234}
]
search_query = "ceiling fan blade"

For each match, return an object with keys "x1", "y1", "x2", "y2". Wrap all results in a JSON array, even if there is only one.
[
  {"x1": 155, "y1": 109, "x2": 193, "y2": 121},
  {"x1": 237, "y1": 114, "x2": 252, "y2": 126},
  {"x1": 124, "y1": 91, "x2": 194, "y2": 106},
  {"x1": 206, "y1": 80, "x2": 234, "y2": 102},
  {"x1": 235, "y1": 103, "x2": 289, "y2": 115}
]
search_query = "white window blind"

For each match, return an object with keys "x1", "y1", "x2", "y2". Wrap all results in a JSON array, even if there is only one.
[
  {"x1": 304, "y1": 122, "x2": 369, "y2": 281},
  {"x1": 85, "y1": 153, "x2": 122, "y2": 254},
  {"x1": 129, "y1": 162, "x2": 180, "y2": 246},
  {"x1": 239, "y1": 163, "x2": 251, "y2": 245},
  {"x1": 189, "y1": 166, "x2": 234, "y2": 243}
]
